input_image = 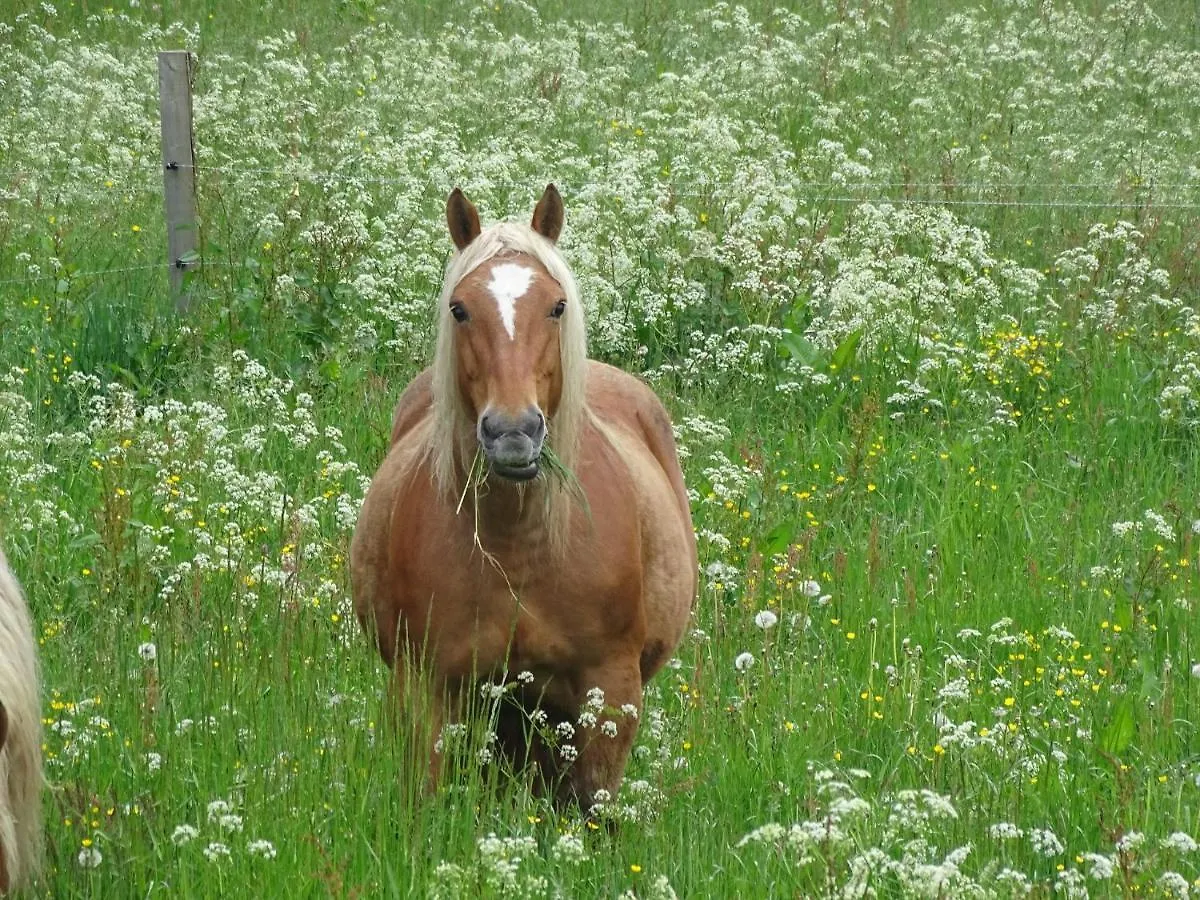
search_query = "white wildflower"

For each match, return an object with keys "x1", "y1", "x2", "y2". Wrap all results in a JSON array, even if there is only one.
[
  {"x1": 247, "y1": 839, "x2": 277, "y2": 859},
  {"x1": 1161, "y1": 831, "x2": 1198, "y2": 853},
  {"x1": 1116, "y1": 831, "x2": 1145, "y2": 853},
  {"x1": 203, "y1": 842, "x2": 231, "y2": 862},
  {"x1": 989, "y1": 822, "x2": 1023, "y2": 840},
  {"x1": 206, "y1": 800, "x2": 233, "y2": 822},
  {"x1": 1029, "y1": 827, "x2": 1064, "y2": 857},
  {"x1": 1081, "y1": 852, "x2": 1116, "y2": 880},
  {"x1": 1158, "y1": 872, "x2": 1190, "y2": 897},
  {"x1": 552, "y1": 833, "x2": 588, "y2": 864}
]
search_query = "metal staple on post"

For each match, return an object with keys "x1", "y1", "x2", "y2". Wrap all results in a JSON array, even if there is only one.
[{"x1": 157, "y1": 50, "x2": 200, "y2": 312}]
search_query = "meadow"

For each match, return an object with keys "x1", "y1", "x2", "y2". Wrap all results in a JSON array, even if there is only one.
[{"x1": 1, "y1": 0, "x2": 1199, "y2": 895}]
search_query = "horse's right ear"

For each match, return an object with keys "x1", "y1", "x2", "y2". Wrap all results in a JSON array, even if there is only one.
[
  {"x1": 446, "y1": 188, "x2": 481, "y2": 251},
  {"x1": 0, "y1": 699, "x2": 8, "y2": 751}
]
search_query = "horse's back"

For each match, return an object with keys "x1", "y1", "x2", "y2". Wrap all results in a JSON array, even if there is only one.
[{"x1": 389, "y1": 367, "x2": 434, "y2": 447}]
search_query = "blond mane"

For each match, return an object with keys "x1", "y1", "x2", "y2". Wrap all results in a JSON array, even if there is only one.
[
  {"x1": 0, "y1": 545, "x2": 42, "y2": 891},
  {"x1": 427, "y1": 222, "x2": 590, "y2": 508}
]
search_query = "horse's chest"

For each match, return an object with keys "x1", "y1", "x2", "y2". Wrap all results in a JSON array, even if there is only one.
[{"x1": 409, "y1": 536, "x2": 623, "y2": 678}]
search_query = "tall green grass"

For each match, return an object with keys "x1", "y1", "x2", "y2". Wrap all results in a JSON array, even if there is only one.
[{"x1": 0, "y1": 0, "x2": 1198, "y2": 896}]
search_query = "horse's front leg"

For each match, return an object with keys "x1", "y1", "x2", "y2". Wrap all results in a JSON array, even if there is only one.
[{"x1": 562, "y1": 657, "x2": 643, "y2": 813}]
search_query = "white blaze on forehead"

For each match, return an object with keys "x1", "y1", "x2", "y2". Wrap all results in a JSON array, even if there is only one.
[{"x1": 486, "y1": 263, "x2": 534, "y2": 340}]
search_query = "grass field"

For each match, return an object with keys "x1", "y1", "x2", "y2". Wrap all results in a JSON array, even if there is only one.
[{"x1": 1, "y1": 0, "x2": 1199, "y2": 896}]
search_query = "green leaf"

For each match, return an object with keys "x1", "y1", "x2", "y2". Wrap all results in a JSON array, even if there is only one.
[
  {"x1": 777, "y1": 332, "x2": 820, "y2": 367},
  {"x1": 831, "y1": 329, "x2": 862, "y2": 372},
  {"x1": 1099, "y1": 696, "x2": 1135, "y2": 756},
  {"x1": 760, "y1": 521, "x2": 795, "y2": 557}
]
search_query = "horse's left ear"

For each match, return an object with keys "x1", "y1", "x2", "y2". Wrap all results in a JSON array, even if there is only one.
[{"x1": 531, "y1": 183, "x2": 564, "y2": 243}]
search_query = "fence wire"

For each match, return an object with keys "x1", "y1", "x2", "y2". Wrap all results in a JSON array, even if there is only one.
[{"x1": 3, "y1": 159, "x2": 1200, "y2": 289}]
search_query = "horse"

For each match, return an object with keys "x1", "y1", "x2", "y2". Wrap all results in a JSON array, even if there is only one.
[
  {"x1": 351, "y1": 184, "x2": 697, "y2": 810},
  {"x1": 0, "y1": 546, "x2": 42, "y2": 893}
]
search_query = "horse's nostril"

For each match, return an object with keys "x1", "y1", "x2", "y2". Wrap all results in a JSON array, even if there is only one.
[
  {"x1": 524, "y1": 411, "x2": 547, "y2": 441},
  {"x1": 479, "y1": 413, "x2": 502, "y2": 442}
]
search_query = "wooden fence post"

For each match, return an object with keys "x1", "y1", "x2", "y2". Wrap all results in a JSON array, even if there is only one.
[{"x1": 157, "y1": 50, "x2": 200, "y2": 312}]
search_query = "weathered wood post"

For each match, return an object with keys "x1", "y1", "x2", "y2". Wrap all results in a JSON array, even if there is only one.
[{"x1": 157, "y1": 50, "x2": 200, "y2": 312}]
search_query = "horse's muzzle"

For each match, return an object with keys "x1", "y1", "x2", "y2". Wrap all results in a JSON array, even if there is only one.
[{"x1": 478, "y1": 407, "x2": 546, "y2": 481}]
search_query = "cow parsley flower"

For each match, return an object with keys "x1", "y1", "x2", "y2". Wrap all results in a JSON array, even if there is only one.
[
  {"x1": 1030, "y1": 828, "x2": 1065, "y2": 857},
  {"x1": 203, "y1": 842, "x2": 231, "y2": 862},
  {"x1": 248, "y1": 839, "x2": 277, "y2": 859}
]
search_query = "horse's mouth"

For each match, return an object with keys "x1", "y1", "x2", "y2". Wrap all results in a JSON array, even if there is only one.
[{"x1": 489, "y1": 459, "x2": 540, "y2": 482}]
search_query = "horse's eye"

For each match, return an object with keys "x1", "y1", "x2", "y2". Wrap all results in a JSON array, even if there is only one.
[
  {"x1": 449, "y1": 302, "x2": 469, "y2": 323},
  {"x1": 550, "y1": 299, "x2": 566, "y2": 319}
]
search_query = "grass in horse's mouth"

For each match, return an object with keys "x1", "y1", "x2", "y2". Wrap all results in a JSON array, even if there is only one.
[{"x1": 457, "y1": 446, "x2": 589, "y2": 518}]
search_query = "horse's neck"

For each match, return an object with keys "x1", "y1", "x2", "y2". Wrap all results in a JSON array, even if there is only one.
[{"x1": 474, "y1": 481, "x2": 551, "y2": 537}]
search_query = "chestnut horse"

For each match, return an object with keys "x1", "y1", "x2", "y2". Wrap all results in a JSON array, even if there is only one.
[
  {"x1": 0, "y1": 546, "x2": 42, "y2": 893},
  {"x1": 352, "y1": 185, "x2": 696, "y2": 809}
]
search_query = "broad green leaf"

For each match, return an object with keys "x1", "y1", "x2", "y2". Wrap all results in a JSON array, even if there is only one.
[
  {"x1": 1099, "y1": 696, "x2": 1135, "y2": 756},
  {"x1": 760, "y1": 521, "x2": 795, "y2": 557},
  {"x1": 831, "y1": 329, "x2": 863, "y2": 372}
]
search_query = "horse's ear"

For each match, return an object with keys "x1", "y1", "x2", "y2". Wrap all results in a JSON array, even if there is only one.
[
  {"x1": 446, "y1": 188, "x2": 481, "y2": 250},
  {"x1": 531, "y1": 183, "x2": 563, "y2": 243},
  {"x1": 0, "y1": 699, "x2": 8, "y2": 751}
]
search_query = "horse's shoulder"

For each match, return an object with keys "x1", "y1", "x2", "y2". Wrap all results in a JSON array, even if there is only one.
[{"x1": 389, "y1": 367, "x2": 435, "y2": 447}]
